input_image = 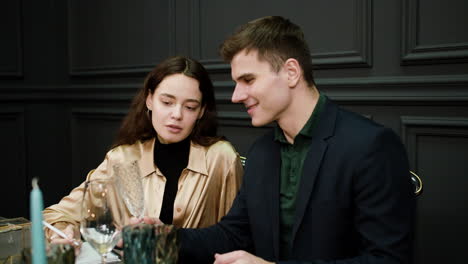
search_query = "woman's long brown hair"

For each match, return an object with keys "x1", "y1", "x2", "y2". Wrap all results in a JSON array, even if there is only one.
[{"x1": 112, "y1": 56, "x2": 223, "y2": 148}]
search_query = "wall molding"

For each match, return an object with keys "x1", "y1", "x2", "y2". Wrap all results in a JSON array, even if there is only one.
[
  {"x1": 401, "y1": 116, "x2": 468, "y2": 170},
  {"x1": 401, "y1": 0, "x2": 468, "y2": 65},
  {"x1": 218, "y1": 110, "x2": 277, "y2": 128},
  {"x1": 218, "y1": 111, "x2": 254, "y2": 127},
  {"x1": 67, "y1": 0, "x2": 176, "y2": 76},
  {"x1": 197, "y1": 0, "x2": 373, "y2": 72},
  {"x1": 214, "y1": 74, "x2": 468, "y2": 103},
  {"x1": 1, "y1": 74, "x2": 467, "y2": 103},
  {"x1": 312, "y1": 0, "x2": 373, "y2": 68},
  {"x1": 0, "y1": 84, "x2": 138, "y2": 101},
  {"x1": 71, "y1": 107, "x2": 129, "y2": 118}
]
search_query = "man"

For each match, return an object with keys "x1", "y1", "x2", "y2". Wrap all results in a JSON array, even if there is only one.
[{"x1": 178, "y1": 16, "x2": 415, "y2": 264}]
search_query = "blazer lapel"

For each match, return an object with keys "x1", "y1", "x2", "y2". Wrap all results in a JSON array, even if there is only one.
[
  {"x1": 262, "y1": 136, "x2": 281, "y2": 259},
  {"x1": 290, "y1": 139, "x2": 327, "y2": 244},
  {"x1": 290, "y1": 98, "x2": 337, "y2": 245},
  {"x1": 271, "y1": 148, "x2": 281, "y2": 259}
]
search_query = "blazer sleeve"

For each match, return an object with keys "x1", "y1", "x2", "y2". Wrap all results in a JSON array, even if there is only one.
[
  {"x1": 178, "y1": 173, "x2": 253, "y2": 264},
  {"x1": 280, "y1": 127, "x2": 415, "y2": 264}
]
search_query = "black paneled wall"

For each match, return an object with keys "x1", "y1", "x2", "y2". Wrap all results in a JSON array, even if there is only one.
[{"x1": 1, "y1": 1, "x2": 467, "y2": 263}]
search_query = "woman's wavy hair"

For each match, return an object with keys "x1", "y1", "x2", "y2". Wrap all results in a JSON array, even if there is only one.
[{"x1": 112, "y1": 56, "x2": 222, "y2": 148}]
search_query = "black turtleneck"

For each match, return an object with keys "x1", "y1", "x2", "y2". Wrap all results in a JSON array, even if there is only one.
[{"x1": 154, "y1": 136, "x2": 190, "y2": 224}]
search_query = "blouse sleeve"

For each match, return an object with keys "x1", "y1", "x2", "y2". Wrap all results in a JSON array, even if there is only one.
[{"x1": 42, "y1": 156, "x2": 111, "y2": 240}]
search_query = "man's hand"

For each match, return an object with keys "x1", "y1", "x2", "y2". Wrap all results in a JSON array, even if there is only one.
[{"x1": 214, "y1": 250, "x2": 274, "y2": 264}]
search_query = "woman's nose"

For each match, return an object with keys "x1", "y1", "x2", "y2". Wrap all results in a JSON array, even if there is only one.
[{"x1": 171, "y1": 105, "x2": 183, "y2": 119}]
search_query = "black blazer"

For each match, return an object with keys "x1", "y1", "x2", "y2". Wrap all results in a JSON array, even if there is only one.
[{"x1": 179, "y1": 98, "x2": 415, "y2": 264}]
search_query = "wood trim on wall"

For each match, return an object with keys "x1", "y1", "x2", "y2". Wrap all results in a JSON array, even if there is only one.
[
  {"x1": 401, "y1": 115, "x2": 468, "y2": 169},
  {"x1": 1, "y1": 74, "x2": 467, "y2": 103},
  {"x1": 401, "y1": 0, "x2": 468, "y2": 64}
]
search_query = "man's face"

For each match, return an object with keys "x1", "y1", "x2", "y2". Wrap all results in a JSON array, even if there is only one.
[{"x1": 230, "y1": 49, "x2": 292, "y2": 127}]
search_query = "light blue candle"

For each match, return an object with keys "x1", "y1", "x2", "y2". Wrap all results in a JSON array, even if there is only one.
[{"x1": 30, "y1": 178, "x2": 46, "y2": 264}]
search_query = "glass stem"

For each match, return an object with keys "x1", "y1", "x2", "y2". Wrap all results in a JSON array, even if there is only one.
[{"x1": 101, "y1": 253, "x2": 107, "y2": 264}]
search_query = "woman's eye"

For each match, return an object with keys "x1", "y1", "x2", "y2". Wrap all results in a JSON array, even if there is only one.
[
  {"x1": 186, "y1": 106, "x2": 197, "y2": 111},
  {"x1": 162, "y1": 101, "x2": 171, "y2": 105}
]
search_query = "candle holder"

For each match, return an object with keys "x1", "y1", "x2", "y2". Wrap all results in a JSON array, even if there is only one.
[
  {"x1": 123, "y1": 223, "x2": 156, "y2": 264},
  {"x1": 154, "y1": 224, "x2": 179, "y2": 264}
]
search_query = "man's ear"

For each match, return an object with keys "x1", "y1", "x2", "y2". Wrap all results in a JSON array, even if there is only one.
[
  {"x1": 284, "y1": 58, "x2": 301, "y2": 88},
  {"x1": 146, "y1": 92, "x2": 153, "y2": 110}
]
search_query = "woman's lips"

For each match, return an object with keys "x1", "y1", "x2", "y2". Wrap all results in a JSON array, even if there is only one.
[{"x1": 167, "y1": 125, "x2": 182, "y2": 133}]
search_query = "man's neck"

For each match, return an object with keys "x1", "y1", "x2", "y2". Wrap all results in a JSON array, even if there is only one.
[{"x1": 278, "y1": 85, "x2": 319, "y2": 144}]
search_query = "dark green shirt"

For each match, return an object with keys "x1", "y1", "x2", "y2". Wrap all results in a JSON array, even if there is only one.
[{"x1": 274, "y1": 94, "x2": 325, "y2": 258}]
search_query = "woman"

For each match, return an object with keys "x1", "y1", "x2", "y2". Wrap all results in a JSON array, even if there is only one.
[{"x1": 43, "y1": 56, "x2": 243, "y2": 244}]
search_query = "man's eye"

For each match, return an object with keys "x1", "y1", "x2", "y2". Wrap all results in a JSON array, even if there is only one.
[{"x1": 245, "y1": 78, "x2": 253, "y2": 84}]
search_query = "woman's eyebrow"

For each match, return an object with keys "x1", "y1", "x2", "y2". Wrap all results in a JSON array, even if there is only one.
[{"x1": 160, "y1": 93, "x2": 201, "y2": 104}]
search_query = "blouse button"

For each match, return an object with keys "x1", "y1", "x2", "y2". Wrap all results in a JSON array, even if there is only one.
[{"x1": 176, "y1": 207, "x2": 182, "y2": 213}]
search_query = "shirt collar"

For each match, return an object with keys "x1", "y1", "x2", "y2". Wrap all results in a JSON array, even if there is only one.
[{"x1": 139, "y1": 138, "x2": 208, "y2": 178}]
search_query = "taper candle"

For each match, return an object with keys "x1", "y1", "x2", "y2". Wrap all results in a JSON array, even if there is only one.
[{"x1": 30, "y1": 178, "x2": 46, "y2": 264}]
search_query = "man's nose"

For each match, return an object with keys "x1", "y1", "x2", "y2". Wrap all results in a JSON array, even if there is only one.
[{"x1": 231, "y1": 84, "x2": 247, "y2": 103}]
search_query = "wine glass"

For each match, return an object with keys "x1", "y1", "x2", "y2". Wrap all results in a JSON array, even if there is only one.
[{"x1": 80, "y1": 178, "x2": 125, "y2": 263}]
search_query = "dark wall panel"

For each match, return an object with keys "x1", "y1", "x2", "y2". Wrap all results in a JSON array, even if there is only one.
[
  {"x1": 401, "y1": 0, "x2": 468, "y2": 64},
  {"x1": 194, "y1": 0, "x2": 372, "y2": 70},
  {"x1": 0, "y1": 0, "x2": 23, "y2": 77},
  {"x1": 25, "y1": 104, "x2": 71, "y2": 209},
  {"x1": 0, "y1": 108, "x2": 26, "y2": 217},
  {"x1": 68, "y1": 0, "x2": 175, "y2": 76},
  {"x1": 401, "y1": 116, "x2": 468, "y2": 264},
  {"x1": 70, "y1": 108, "x2": 125, "y2": 187}
]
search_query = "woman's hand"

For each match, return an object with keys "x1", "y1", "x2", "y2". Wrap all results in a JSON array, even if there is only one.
[
  {"x1": 115, "y1": 216, "x2": 164, "y2": 248},
  {"x1": 49, "y1": 224, "x2": 82, "y2": 255},
  {"x1": 128, "y1": 216, "x2": 164, "y2": 225}
]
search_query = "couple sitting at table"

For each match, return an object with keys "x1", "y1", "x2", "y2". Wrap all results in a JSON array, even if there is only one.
[{"x1": 44, "y1": 16, "x2": 415, "y2": 264}]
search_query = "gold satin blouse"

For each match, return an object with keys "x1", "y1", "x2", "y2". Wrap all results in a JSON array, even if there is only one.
[{"x1": 43, "y1": 138, "x2": 243, "y2": 239}]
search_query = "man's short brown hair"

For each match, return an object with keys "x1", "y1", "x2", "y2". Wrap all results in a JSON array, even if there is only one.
[{"x1": 220, "y1": 16, "x2": 315, "y2": 86}]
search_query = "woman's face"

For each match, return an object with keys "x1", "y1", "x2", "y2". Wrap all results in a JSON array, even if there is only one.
[{"x1": 146, "y1": 73, "x2": 205, "y2": 144}]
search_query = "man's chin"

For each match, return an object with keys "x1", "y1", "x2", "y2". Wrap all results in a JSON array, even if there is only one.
[{"x1": 250, "y1": 117, "x2": 270, "y2": 127}]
